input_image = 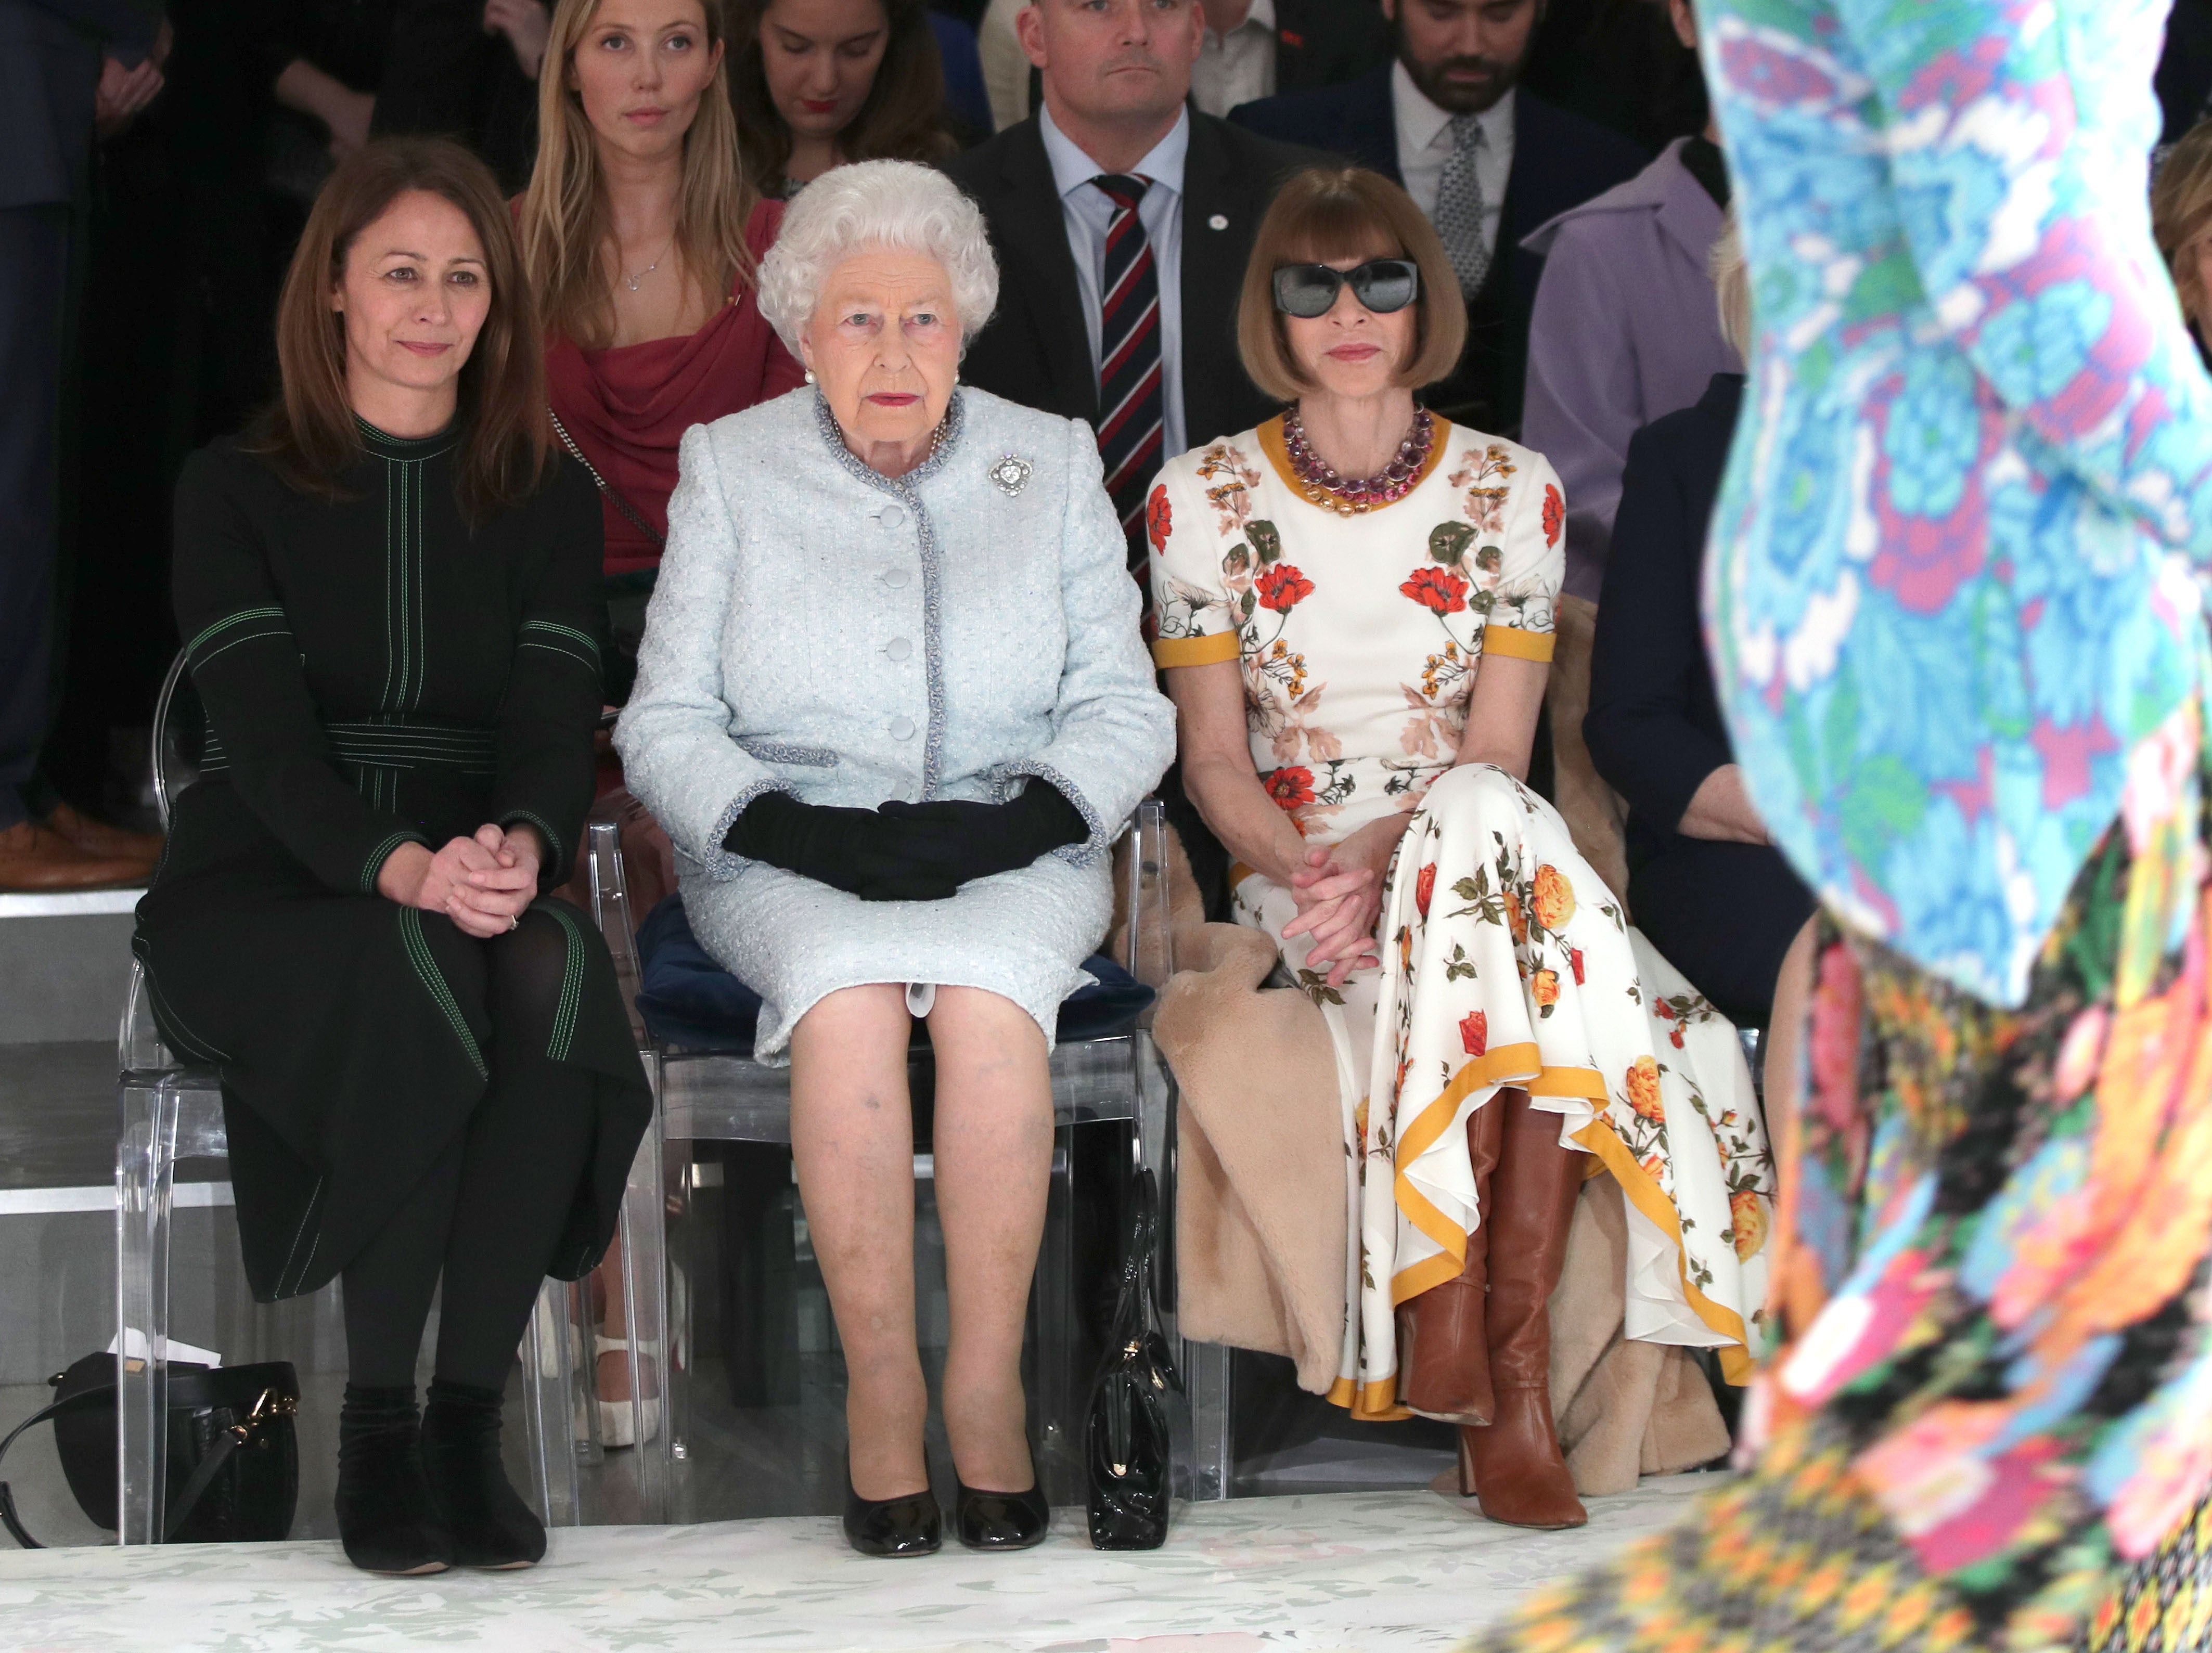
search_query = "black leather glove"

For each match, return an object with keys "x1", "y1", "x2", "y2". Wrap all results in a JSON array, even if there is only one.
[
  {"x1": 724, "y1": 791, "x2": 968, "y2": 901},
  {"x1": 877, "y1": 782, "x2": 1088, "y2": 885}
]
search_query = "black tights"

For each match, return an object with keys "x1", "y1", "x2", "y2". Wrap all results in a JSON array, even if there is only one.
[{"x1": 342, "y1": 909, "x2": 600, "y2": 1390}]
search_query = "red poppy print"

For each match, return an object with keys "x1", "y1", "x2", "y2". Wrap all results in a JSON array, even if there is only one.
[
  {"x1": 1254, "y1": 563, "x2": 1315, "y2": 612},
  {"x1": 1400, "y1": 566, "x2": 1469, "y2": 615},
  {"x1": 1541, "y1": 483, "x2": 1564, "y2": 548},
  {"x1": 1415, "y1": 863, "x2": 1436, "y2": 918},
  {"x1": 1264, "y1": 767, "x2": 1315, "y2": 810},
  {"x1": 1569, "y1": 947, "x2": 1585, "y2": 986},
  {"x1": 1460, "y1": 1010, "x2": 1488, "y2": 1057},
  {"x1": 1146, "y1": 485, "x2": 1173, "y2": 551}
]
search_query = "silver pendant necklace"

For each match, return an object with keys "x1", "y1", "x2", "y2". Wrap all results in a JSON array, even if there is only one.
[{"x1": 623, "y1": 236, "x2": 675, "y2": 293}]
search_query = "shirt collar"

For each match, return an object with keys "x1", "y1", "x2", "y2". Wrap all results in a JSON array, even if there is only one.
[
  {"x1": 1391, "y1": 60, "x2": 1515, "y2": 156},
  {"x1": 1039, "y1": 102, "x2": 1191, "y2": 201},
  {"x1": 1207, "y1": 0, "x2": 1274, "y2": 41}
]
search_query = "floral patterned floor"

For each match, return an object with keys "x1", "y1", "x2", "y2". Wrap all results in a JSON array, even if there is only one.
[{"x1": 0, "y1": 1478, "x2": 1718, "y2": 1652}]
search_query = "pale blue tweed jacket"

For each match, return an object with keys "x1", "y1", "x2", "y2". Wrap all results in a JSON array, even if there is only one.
[{"x1": 614, "y1": 385, "x2": 1176, "y2": 1063}]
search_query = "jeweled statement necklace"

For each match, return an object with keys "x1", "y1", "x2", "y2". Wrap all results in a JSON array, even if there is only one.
[{"x1": 1282, "y1": 406, "x2": 1435, "y2": 515}]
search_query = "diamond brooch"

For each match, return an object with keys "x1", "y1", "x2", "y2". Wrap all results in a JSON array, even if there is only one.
[{"x1": 988, "y1": 453, "x2": 1031, "y2": 496}]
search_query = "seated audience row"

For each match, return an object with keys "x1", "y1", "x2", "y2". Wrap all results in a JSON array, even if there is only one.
[{"x1": 131, "y1": 0, "x2": 1806, "y2": 1583}]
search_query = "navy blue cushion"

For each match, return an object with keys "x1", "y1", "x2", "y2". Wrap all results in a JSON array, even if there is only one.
[{"x1": 633, "y1": 893, "x2": 1153, "y2": 1053}]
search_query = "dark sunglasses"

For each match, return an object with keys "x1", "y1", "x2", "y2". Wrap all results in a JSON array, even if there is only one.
[{"x1": 1271, "y1": 259, "x2": 1421, "y2": 319}]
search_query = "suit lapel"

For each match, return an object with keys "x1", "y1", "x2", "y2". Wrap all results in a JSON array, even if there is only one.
[
  {"x1": 1178, "y1": 117, "x2": 1256, "y2": 448},
  {"x1": 1340, "y1": 67, "x2": 1400, "y2": 182},
  {"x1": 994, "y1": 123, "x2": 1099, "y2": 422},
  {"x1": 1499, "y1": 93, "x2": 1556, "y2": 306}
]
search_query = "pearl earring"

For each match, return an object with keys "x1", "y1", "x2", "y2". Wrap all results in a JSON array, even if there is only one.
[{"x1": 804, "y1": 368, "x2": 816, "y2": 383}]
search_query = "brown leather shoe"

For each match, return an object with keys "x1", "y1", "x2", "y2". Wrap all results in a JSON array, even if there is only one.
[
  {"x1": 43, "y1": 802, "x2": 163, "y2": 866},
  {"x1": 0, "y1": 819, "x2": 151, "y2": 892},
  {"x1": 1396, "y1": 1093, "x2": 1509, "y2": 1424},
  {"x1": 1458, "y1": 1090, "x2": 1587, "y2": 1530}
]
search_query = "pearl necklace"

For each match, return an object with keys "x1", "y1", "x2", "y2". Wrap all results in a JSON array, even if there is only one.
[{"x1": 1282, "y1": 406, "x2": 1434, "y2": 515}]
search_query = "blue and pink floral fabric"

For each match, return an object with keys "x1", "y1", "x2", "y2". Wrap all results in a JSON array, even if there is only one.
[{"x1": 1702, "y1": 0, "x2": 2212, "y2": 1005}]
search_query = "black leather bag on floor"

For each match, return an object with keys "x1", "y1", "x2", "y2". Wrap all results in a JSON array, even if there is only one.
[
  {"x1": 0, "y1": 1352, "x2": 300, "y2": 1547},
  {"x1": 1085, "y1": 1169, "x2": 1180, "y2": 1550}
]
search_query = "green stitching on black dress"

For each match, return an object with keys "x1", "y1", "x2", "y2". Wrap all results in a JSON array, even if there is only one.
[
  {"x1": 397, "y1": 907, "x2": 487, "y2": 1078},
  {"x1": 542, "y1": 902, "x2": 586, "y2": 1064}
]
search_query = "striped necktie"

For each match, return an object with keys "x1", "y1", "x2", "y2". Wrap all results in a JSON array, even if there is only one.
[{"x1": 1091, "y1": 173, "x2": 1164, "y2": 569}]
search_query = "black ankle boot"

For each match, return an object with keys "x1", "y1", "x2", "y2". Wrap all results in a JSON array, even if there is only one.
[
  {"x1": 420, "y1": 1379, "x2": 546, "y2": 1569},
  {"x1": 335, "y1": 1385, "x2": 451, "y2": 1575}
]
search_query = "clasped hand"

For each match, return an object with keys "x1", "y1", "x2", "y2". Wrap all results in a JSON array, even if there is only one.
[
  {"x1": 377, "y1": 824, "x2": 541, "y2": 938},
  {"x1": 730, "y1": 787, "x2": 1086, "y2": 901},
  {"x1": 1280, "y1": 817, "x2": 1406, "y2": 988}
]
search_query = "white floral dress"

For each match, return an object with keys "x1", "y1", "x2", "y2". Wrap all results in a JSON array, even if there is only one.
[{"x1": 1146, "y1": 415, "x2": 1774, "y2": 1418}]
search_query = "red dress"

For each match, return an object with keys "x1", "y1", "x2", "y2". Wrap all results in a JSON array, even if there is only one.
[{"x1": 544, "y1": 198, "x2": 807, "y2": 575}]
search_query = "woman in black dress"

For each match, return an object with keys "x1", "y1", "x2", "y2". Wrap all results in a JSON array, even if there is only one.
[{"x1": 135, "y1": 137, "x2": 652, "y2": 1577}]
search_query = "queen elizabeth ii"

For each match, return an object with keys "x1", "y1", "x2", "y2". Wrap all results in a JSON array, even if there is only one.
[{"x1": 614, "y1": 160, "x2": 1175, "y2": 1559}]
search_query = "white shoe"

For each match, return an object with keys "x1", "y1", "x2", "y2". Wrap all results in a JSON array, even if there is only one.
[
  {"x1": 530, "y1": 1295, "x2": 585, "y2": 1379},
  {"x1": 593, "y1": 1336, "x2": 663, "y2": 1449}
]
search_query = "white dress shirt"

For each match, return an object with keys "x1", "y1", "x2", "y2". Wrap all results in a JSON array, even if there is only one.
[
  {"x1": 1191, "y1": 0, "x2": 1277, "y2": 118},
  {"x1": 1038, "y1": 104, "x2": 1191, "y2": 459},
  {"x1": 1392, "y1": 66, "x2": 1515, "y2": 261}
]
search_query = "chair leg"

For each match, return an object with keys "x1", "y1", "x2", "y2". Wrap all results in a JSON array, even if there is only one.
[
  {"x1": 115, "y1": 1075, "x2": 181, "y2": 1545},
  {"x1": 519, "y1": 1280, "x2": 585, "y2": 1527}
]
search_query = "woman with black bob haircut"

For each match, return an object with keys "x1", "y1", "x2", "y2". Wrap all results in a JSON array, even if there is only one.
[
  {"x1": 137, "y1": 136, "x2": 652, "y2": 1577},
  {"x1": 729, "y1": 0, "x2": 957, "y2": 199}
]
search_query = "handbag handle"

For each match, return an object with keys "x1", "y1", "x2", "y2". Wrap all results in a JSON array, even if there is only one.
[
  {"x1": 550, "y1": 408, "x2": 666, "y2": 548},
  {"x1": 0, "y1": 1378, "x2": 294, "y2": 1548}
]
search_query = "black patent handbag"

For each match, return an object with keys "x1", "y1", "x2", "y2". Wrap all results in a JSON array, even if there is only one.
[
  {"x1": 1085, "y1": 1168, "x2": 1180, "y2": 1549},
  {"x1": 0, "y1": 1352, "x2": 299, "y2": 1547}
]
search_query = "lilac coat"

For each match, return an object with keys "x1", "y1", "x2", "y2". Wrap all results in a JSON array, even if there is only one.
[{"x1": 1520, "y1": 139, "x2": 1740, "y2": 602}]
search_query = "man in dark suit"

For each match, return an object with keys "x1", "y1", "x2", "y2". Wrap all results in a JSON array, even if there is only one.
[
  {"x1": 1229, "y1": 0, "x2": 1643, "y2": 435},
  {"x1": 944, "y1": 0, "x2": 1325, "y2": 563},
  {"x1": 0, "y1": 0, "x2": 164, "y2": 892}
]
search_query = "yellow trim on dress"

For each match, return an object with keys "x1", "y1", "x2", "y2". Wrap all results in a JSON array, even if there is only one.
[
  {"x1": 1481, "y1": 624, "x2": 1555, "y2": 663},
  {"x1": 1570, "y1": 1118, "x2": 1757, "y2": 1385},
  {"x1": 1152, "y1": 629, "x2": 1243, "y2": 668},
  {"x1": 1327, "y1": 1374, "x2": 1413, "y2": 1423},
  {"x1": 1255, "y1": 412, "x2": 1455, "y2": 506},
  {"x1": 1381, "y1": 1045, "x2": 1757, "y2": 1384}
]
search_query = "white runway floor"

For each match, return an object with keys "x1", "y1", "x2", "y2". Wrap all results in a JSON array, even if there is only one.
[{"x1": 0, "y1": 1478, "x2": 1717, "y2": 1653}]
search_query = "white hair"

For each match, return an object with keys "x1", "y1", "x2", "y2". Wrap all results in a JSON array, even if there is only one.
[
  {"x1": 1709, "y1": 209, "x2": 1751, "y2": 362},
  {"x1": 756, "y1": 160, "x2": 1000, "y2": 355}
]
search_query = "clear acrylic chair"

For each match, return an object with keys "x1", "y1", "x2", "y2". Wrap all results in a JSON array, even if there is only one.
[
  {"x1": 114, "y1": 652, "x2": 670, "y2": 1543},
  {"x1": 581, "y1": 794, "x2": 1236, "y2": 1515}
]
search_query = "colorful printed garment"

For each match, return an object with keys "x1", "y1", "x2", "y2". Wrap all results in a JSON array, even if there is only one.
[
  {"x1": 1146, "y1": 421, "x2": 1772, "y2": 1416},
  {"x1": 1701, "y1": 0, "x2": 2212, "y2": 1008},
  {"x1": 1468, "y1": 705, "x2": 2212, "y2": 1651}
]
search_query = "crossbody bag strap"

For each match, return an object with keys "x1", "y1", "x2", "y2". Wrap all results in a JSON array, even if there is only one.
[
  {"x1": 0, "y1": 1386, "x2": 113, "y2": 1549},
  {"x1": 549, "y1": 408, "x2": 666, "y2": 548}
]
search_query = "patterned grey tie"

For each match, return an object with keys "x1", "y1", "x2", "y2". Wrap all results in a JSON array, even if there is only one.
[{"x1": 1434, "y1": 114, "x2": 1490, "y2": 297}]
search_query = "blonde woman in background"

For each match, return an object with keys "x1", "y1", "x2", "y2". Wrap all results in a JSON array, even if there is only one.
[
  {"x1": 519, "y1": 0, "x2": 803, "y2": 675},
  {"x1": 516, "y1": 0, "x2": 805, "y2": 1442}
]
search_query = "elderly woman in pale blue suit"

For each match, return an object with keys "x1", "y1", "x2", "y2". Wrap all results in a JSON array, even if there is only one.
[{"x1": 615, "y1": 160, "x2": 1174, "y2": 1559}]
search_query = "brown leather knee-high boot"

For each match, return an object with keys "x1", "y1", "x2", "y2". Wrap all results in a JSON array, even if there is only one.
[
  {"x1": 1457, "y1": 1091, "x2": 1587, "y2": 1529},
  {"x1": 1395, "y1": 1094, "x2": 1509, "y2": 1423}
]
